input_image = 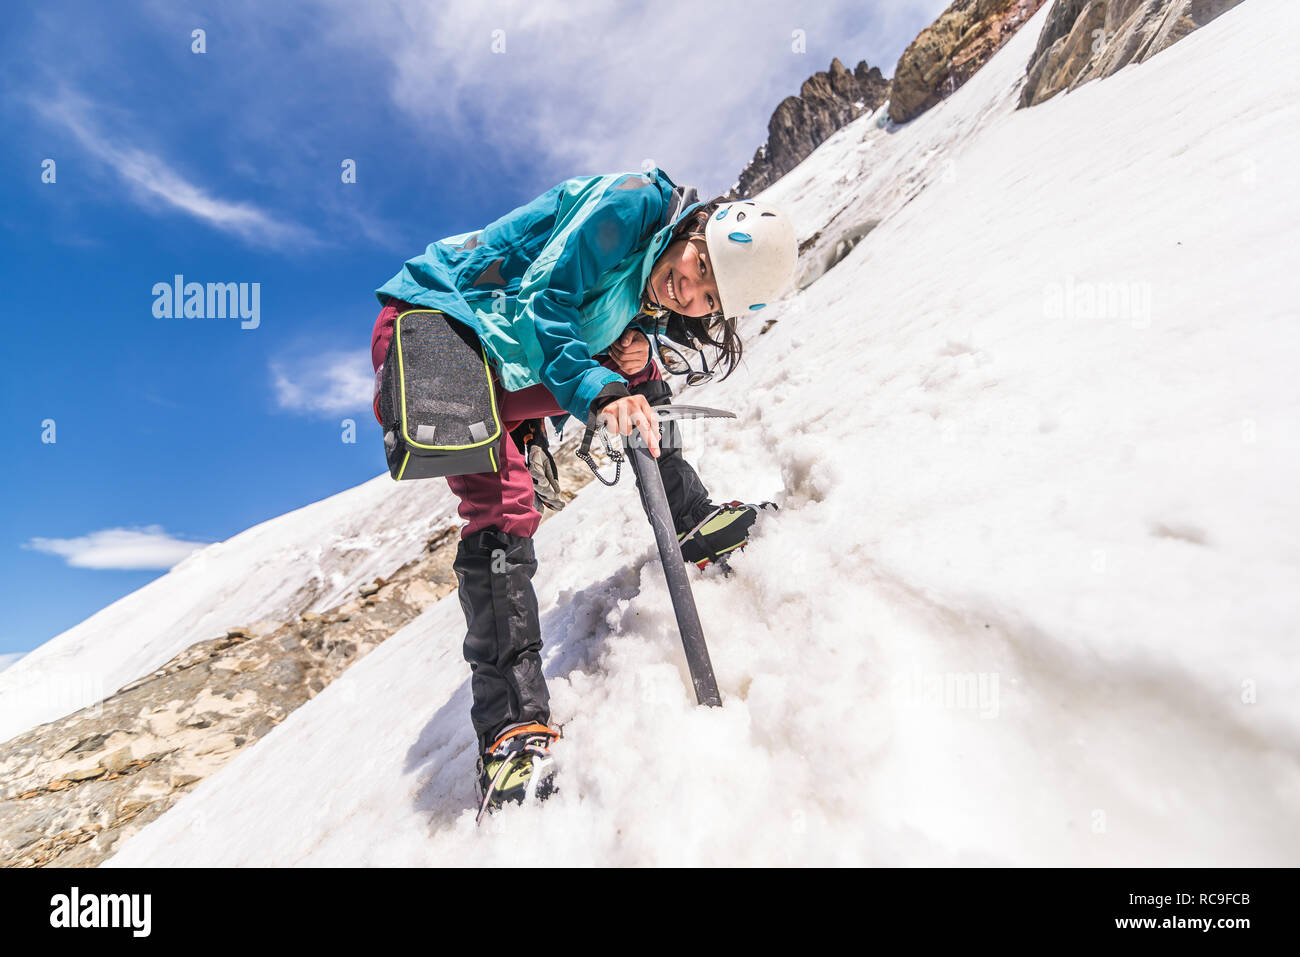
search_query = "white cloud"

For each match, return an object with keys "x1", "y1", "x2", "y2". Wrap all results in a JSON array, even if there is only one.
[
  {"x1": 40, "y1": 90, "x2": 317, "y2": 249},
  {"x1": 24, "y1": 526, "x2": 210, "y2": 570},
  {"x1": 272, "y1": 349, "x2": 374, "y2": 417},
  {"x1": 318, "y1": 0, "x2": 951, "y2": 195}
]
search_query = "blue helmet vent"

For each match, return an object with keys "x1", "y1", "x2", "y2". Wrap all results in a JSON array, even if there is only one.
[{"x1": 728, "y1": 231, "x2": 752, "y2": 243}]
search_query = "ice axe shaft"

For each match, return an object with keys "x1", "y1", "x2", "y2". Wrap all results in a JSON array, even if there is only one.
[{"x1": 627, "y1": 442, "x2": 722, "y2": 708}]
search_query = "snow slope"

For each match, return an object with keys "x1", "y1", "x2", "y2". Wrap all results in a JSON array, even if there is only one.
[
  {"x1": 110, "y1": 0, "x2": 1299, "y2": 865},
  {"x1": 0, "y1": 476, "x2": 458, "y2": 743}
]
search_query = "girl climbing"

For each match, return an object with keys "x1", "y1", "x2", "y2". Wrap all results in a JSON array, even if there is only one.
[{"x1": 369, "y1": 167, "x2": 796, "y2": 815}]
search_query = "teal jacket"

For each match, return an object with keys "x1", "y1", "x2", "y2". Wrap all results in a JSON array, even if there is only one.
[{"x1": 376, "y1": 168, "x2": 701, "y2": 425}]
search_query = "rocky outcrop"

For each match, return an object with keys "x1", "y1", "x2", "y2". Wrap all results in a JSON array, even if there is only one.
[
  {"x1": 0, "y1": 429, "x2": 612, "y2": 867},
  {"x1": 728, "y1": 59, "x2": 890, "y2": 200},
  {"x1": 889, "y1": 0, "x2": 1049, "y2": 123},
  {"x1": 1020, "y1": 0, "x2": 1245, "y2": 107},
  {"x1": 0, "y1": 563, "x2": 448, "y2": 867}
]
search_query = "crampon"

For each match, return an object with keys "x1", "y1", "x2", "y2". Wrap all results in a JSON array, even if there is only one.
[{"x1": 475, "y1": 722, "x2": 561, "y2": 824}]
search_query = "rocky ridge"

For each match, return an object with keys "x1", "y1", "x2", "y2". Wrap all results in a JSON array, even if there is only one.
[
  {"x1": 728, "y1": 58, "x2": 890, "y2": 200},
  {"x1": 889, "y1": 0, "x2": 1050, "y2": 123},
  {"x1": 1020, "y1": 0, "x2": 1246, "y2": 107}
]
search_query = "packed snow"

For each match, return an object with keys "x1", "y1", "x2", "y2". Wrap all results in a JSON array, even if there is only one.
[{"x1": 97, "y1": 0, "x2": 1300, "y2": 864}]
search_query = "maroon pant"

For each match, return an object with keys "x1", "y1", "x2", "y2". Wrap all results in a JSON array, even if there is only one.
[
  {"x1": 372, "y1": 298, "x2": 661, "y2": 541},
  {"x1": 449, "y1": 358, "x2": 662, "y2": 540}
]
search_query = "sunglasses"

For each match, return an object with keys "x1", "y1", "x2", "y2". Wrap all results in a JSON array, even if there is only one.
[{"x1": 652, "y1": 333, "x2": 714, "y2": 386}]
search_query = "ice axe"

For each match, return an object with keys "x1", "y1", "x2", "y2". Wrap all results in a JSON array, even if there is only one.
[{"x1": 577, "y1": 405, "x2": 735, "y2": 707}]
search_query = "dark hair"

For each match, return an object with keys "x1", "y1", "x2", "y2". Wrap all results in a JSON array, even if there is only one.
[{"x1": 641, "y1": 198, "x2": 744, "y2": 382}]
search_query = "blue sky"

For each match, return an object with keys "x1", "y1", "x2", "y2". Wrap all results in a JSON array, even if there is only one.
[{"x1": 0, "y1": 0, "x2": 947, "y2": 657}]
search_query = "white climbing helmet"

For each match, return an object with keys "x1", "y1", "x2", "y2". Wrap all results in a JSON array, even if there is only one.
[{"x1": 703, "y1": 200, "x2": 798, "y2": 320}]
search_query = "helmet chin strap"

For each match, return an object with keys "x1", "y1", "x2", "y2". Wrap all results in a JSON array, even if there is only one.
[
  {"x1": 644, "y1": 258, "x2": 674, "y2": 317},
  {"x1": 646, "y1": 270, "x2": 667, "y2": 311}
]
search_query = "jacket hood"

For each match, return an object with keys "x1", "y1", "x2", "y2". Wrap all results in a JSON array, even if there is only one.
[{"x1": 635, "y1": 186, "x2": 705, "y2": 325}]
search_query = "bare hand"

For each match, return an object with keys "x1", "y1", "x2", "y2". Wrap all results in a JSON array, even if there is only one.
[
  {"x1": 598, "y1": 394, "x2": 660, "y2": 458},
  {"x1": 607, "y1": 329, "x2": 650, "y2": 376}
]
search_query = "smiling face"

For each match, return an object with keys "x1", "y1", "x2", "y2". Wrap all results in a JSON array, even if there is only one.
[{"x1": 646, "y1": 235, "x2": 721, "y2": 318}]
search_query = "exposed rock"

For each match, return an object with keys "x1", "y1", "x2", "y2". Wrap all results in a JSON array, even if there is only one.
[
  {"x1": 98, "y1": 746, "x2": 134, "y2": 774},
  {"x1": 1020, "y1": 0, "x2": 1245, "y2": 107},
  {"x1": 890, "y1": 0, "x2": 1049, "y2": 123},
  {"x1": 0, "y1": 604, "x2": 424, "y2": 865},
  {"x1": 0, "y1": 422, "x2": 611, "y2": 868},
  {"x1": 64, "y1": 766, "x2": 106, "y2": 782},
  {"x1": 427, "y1": 526, "x2": 458, "y2": 552},
  {"x1": 728, "y1": 59, "x2": 890, "y2": 200}
]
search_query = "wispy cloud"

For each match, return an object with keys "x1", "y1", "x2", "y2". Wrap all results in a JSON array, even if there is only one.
[
  {"x1": 39, "y1": 89, "x2": 317, "y2": 249},
  {"x1": 24, "y1": 526, "x2": 210, "y2": 570},
  {"x1": 272, "y1": 349, "x2": 373, "y2": 417},
  {"x1": 12, "y1": 0, "x2": 946, "y2": 247},
  {"x1": 317, "y1": 0, "x2": 951, "y2": 195}
]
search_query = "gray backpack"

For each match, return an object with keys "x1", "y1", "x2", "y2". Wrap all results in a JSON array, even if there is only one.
[{"x1": 377, "y1": 309, "x2": 503, "y2": 480}]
